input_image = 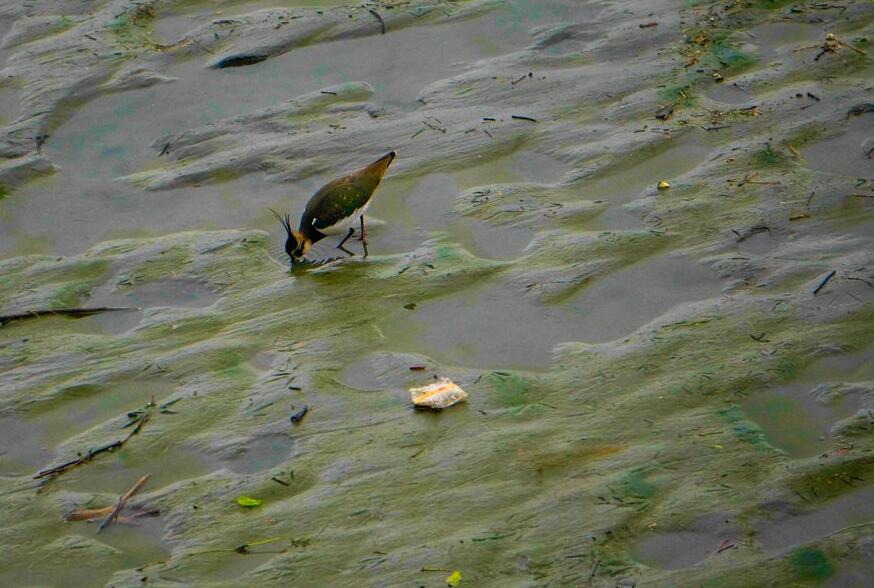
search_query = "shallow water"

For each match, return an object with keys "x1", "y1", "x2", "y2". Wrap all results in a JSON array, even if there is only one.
[
  {"x1": 630, "y1": 513, "x2": 738, "y2": 570},
  {"x1": 0, "y1": 378, "x2": 175, "y2": 476},
  {"x1": 802, "y1": 115, "x2": 874, "y2": 178},
  {"x1": 86, "y1": 278, "x2": 220, "y2": 333},
  {"x1": 2, "y1": 0, "x2": 874, "y2": 586},
  {"x1": 0, "y1": 0, "x2": 584, "y2": 259},
  {"x1": 743, "y1": 346, "x2": 874, "y2": 457},
  {"x1": 756, "y1": 486, "x2": 874, "y2": 555},
  {"x1": 581, "y1": 137, "x2": 711, "y2": 230},
  {"x1": 380, "y1": 253, "x2": 723, "y2": 369}
]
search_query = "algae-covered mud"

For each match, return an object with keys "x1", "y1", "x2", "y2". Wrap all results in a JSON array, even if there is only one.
[{"x1": 1, "y1": 0, "x2": 873, "y2": 586}]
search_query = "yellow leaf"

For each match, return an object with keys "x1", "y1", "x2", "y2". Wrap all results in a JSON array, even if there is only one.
[
  {"x1": 236, "y1": 496, "x2": 263, "y2": 507},
  {"x1": 446, "y1": 570, "x2": 462, "y2": 586}
]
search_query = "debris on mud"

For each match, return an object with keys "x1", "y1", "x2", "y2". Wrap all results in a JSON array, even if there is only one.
[
  {"x1": 97, "y1": 474, "x2": 151, "y2": 533},
  {"x1": 290, "y1": 405, "x2": 309, "y2": 424},
  {"x1": 411, "y1": 378, "x2": 468, "y2": 410}
]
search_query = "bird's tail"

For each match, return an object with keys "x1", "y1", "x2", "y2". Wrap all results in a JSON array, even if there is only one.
[{"x1": 365, "y1": 150, "x2": 397, "y2": 179}]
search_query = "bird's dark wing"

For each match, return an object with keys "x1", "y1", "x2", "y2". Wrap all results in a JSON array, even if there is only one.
[
  {"x1": 303, "y1": 173, "x2": 377, "y2": 232},
  {"x1": 300, "y1": 152, "x2": 396, "y2": 233}
]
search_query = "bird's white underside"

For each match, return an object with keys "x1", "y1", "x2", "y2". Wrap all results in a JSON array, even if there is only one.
[{"x1": 313, "y1": 202, "x2": 371, "y2": 235}]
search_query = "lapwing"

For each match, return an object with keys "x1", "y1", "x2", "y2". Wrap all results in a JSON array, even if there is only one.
[{"x1": 271, "y1": 150, "x2": 397, "y2": 264}]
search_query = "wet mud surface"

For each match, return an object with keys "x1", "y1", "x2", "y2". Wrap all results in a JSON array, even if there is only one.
[{"x1": 1, "y1": 0, "x2": 873, "y2": 586}]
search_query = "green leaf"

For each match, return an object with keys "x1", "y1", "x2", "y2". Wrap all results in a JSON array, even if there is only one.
[
  {"x1": 236, "y1": 496, "x2": 263, "y2": 507},
  {"x1": 446, "y1": 570, "x2": 462, "y2": 587}
]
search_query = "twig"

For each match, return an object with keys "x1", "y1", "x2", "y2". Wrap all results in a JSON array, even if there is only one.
[
  {"x1": 589, "y1": 558, "x2": 601, "y2": 580},
  {"x1": 35, "y1": 440, "x2": 123, "y2": 479},
  {"x1": 737, "y1": 173, "x2": 757, "y2": 187},
  {"x1": 97, "y1": 474, "x2": 150, "y2": 533},
  {"x1": 813, "y1": 270, "x2": 836, "y2": 295},
  {"x1": 511, "y1": 115, "x2": 537, "y2": 122},
  {"x1": 34, "y1": 409, "x2": 151, "y2": 479},
  {"x1": 368, "y1": 9, "x2": 386, "y2": 34},
  {"x1": 421, "y1": 120, "x2": 446, "y2": 133},
  {"x1": 0, "y1": 307, "x2": 137, "y2": 325}
]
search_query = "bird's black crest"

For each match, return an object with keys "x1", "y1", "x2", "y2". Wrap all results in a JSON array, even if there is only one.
[{"x1": 268, "y1": 208, "x2": 292, "y2": 237}]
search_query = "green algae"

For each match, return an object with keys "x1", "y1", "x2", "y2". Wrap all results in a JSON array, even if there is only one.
[
  {"x1": 789, "y1": 547, "x2": 834, "y2": 583},
  {"x1": 717, "y1": 406, "x2": 771, "y2": 452},
  {"x1": 486, "y1": 371, "x2": 530, "y2": 408},
  {"x1": 751, "y1": 142, "x2": 787, "y2": 167},
  {"x1": 1, "y1": 0, "x2": 874, "y2": 586}
]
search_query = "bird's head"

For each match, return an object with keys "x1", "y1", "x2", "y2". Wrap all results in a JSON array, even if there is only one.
[
  {"x1": 286, "y1": 230, "x2": 312, "y2": 263},
  {"x1": 270, "y1": 208, "x2": 311, "y2": 265}
]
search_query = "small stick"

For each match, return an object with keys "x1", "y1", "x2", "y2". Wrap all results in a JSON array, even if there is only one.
[
  {"x1": 421, "y1": 120, "x2": 446, "y2": 133},
  {"x1": 807, "y1": 92, "x2": 821, "y2": 102},
  {"x1": 838, "y1": 41, "x2": 866, "y2": 56},
  {"x1": 97, "y1": 474, "x2": 150, "y2": 533},
  {"x1": 368, "y1": 9, "x2": 386, "y2": 34},
  {"x1": 589, "y1": 558, "x2": 601, "y2": 579},
  {"x1": 0, "y1": 307, "x2": 137, "y2": 325},
  {"x1": 270, "y1": 476, "x2": 290, "y2": 487},
  {"x1": 511, "y1": 115, "x2": 537, "y2": 122},
  {"x1": 813, "y1": 270, "x2": 836, "y2": 295},
  {"x1": 737, "y1": 173, "x2": 757, "y2": 187},
  {"x1": 320, "y1": 90, "x2": 337, "y2": 95},
  {"x1": 34, "y1": 409, "x2": 151, "y2": 479},
  {"x1": 34, "y1": 440, "x2": 123, "y2": 479}
]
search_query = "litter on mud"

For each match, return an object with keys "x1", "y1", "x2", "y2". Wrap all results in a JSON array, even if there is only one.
[{"x1": 410, "y1": 378, "x2": 468, "y2": 410}]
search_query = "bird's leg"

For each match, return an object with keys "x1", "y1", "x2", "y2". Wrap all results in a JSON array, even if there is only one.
[
  {"x1": 358, "y1": 215, "x2": 367, "y2": 243},
  {"x1": 337, "y1": 227, "x2": 356, "y2": 256}
]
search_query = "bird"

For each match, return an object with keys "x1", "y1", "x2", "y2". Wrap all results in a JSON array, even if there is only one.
[{"x1": 270, "y1": 150, "x2": 397, "y2": 265}]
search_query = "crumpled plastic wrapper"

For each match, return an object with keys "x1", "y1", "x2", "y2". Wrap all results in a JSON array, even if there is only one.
[{"x1": 410, "y1": 377, "x2": 468, "y2": 410}]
